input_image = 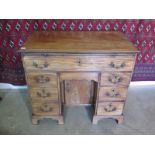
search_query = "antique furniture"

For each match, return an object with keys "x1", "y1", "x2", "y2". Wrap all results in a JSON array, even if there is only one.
[{"x1": 19, "y1": 31, "x2": 138, "y2": 125}]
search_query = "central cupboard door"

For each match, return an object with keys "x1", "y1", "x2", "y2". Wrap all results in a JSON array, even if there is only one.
[{"x1": 59, "y1": 72, "x2": 99, "y2": 105}]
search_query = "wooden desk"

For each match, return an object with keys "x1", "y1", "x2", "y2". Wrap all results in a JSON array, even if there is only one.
[{"x1": 19, "y1": 31, "x2": 138, "y2": 125}]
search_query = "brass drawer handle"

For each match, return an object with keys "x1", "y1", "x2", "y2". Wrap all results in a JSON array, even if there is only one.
[
  {"x1": 110, "y1": 62, "x2": 126, "y2": 69},
  {"x1": 104, "y1": 103, "x2": 117, "y2": 112},
  {"x1": 32, "y1": 61, "x2": 49, "y2": 69},
  {"x1": 36, "y1": 89, "x2": 51, "y2": 98},
  {"x1": 34, "y1": 76, "x2": 50, "y2": 83},
  {"x1": 40, "y1": 104, "x2": 53, "y2": 112},
  {"x1": 109, "y1": 75, "x2": 121, "y2": 84},
  {"x1": 106, "y1": 89, "x2": 119, "y2": 97}
]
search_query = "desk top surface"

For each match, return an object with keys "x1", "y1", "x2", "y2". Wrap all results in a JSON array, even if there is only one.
[{"x1": 22, "y1": 31, "x2": 138, "y2": 53}]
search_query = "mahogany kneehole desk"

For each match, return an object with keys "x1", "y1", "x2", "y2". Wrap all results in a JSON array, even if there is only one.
[{"x1": 19, "y1": 31, "x2": 138, "y2": 125}]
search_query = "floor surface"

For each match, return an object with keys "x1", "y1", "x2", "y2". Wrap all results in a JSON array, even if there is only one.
[{"x1": 0, "y1": 84, "x2": 155, "y2": 135}]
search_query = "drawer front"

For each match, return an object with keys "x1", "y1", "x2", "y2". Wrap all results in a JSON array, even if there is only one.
[
  {"x1": 100, "y1": 72, "x2": 132, "y2": 86},
  {"x1": 96, "y1": 102, "x2": 124, "y2": 115},
  {"x1": 26, "y1": 72, "x2": 58, "y2": 87},
  {"x1": 23, "y1": 55, "x2": 135, "y2": 71},
  {"x1": 32, "y1": 102, "x2": 60, "y2": 116},
  {"x1": 29, "y1": 87, "x2": 58, "y2": 101},
  {"x1": 99, "y1": 87, "x2": 128, "y2": 101}
]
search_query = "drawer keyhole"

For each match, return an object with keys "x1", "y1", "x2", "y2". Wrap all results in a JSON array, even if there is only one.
[{"x1": 77, "y1": 58, "x2": 81, "y2": 66}]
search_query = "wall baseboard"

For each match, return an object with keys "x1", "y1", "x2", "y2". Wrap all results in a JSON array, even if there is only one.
[
  {"x1": 1, "y1": 81, "x2": 155, "y2": 90},
  {"x1": 0, "y1": 83, "x2": 27, "y2": 89}
]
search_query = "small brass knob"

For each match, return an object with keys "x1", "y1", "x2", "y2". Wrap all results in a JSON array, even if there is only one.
[
  {"x1": 35, "y1": 76, "x2": 50, "y2": 83},
  {"x1": 106, "y1": 89, "x2": 119, "y2": 97},
  {"x1": 36, "y1": 89, "x2": 51, "y2": 98},
  {"x1": 109, "y1": 74, "x2": 121, "y2": 84},
  {"x1": 110, "y1": 62, "x2": 126, "y2": 69},
  {"x1": 104, "y1": 103, "x2": 117, "y2": 112},
  {"x1": 32, "y1": 61, "x2": 49, "y2": 69},
  {"x1": 40, "y1": 104, "x2": 53, "y2": 112}
]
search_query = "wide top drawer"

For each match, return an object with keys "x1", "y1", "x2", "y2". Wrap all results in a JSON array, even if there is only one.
[{"x1": 23, "y1": 55, "x2": 135, "y2": 72}]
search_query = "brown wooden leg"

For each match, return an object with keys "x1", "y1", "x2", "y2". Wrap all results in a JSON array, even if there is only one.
[
  {"x1": 116, "y1": 115, "x2": 124, "y2": 124},
  {"x1": 92, "y1": 116, "x2": 99, "y2": 124},
  {"x1": 58, "y1": 116, "x2": 64, "y2": 124},
  {"x1": 32, "y1": 116, "x2": 39, "y2": 125}
]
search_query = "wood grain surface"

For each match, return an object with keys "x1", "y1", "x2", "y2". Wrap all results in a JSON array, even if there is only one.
[
  {"x1": 98, "y1": 87, "x2": 128, "y2": 101},
  {"x1": 32, "y1": 102, "x2": 60, "y2": 116},
  {"x1": 96, "y1": 102, "x2": 124, "y2": 115},
  {"x1": 22, "y1": 31, "x2": 138, "y2": 53},
  {"x1": 23, "y1": 55, "x2": 135, "y2": 71},
  {"x1": 100, "y1": 72, "x2": 132, "y2": 86},
  {"x1": 25, "y1": 72, "x2": 58, "y2": 87}
]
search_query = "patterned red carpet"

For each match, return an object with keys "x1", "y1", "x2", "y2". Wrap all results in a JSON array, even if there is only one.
[{"x1": 0, "y1": 19, "x2": 155, "y2": 85}]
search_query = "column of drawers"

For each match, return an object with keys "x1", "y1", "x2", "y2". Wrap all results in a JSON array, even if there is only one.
[
  {"x1": 93, "y1": 55, "x2": 135, "y2": 124},
  {"x1": 22, "y1": 56, "x2": 63, "y2": 124}
]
